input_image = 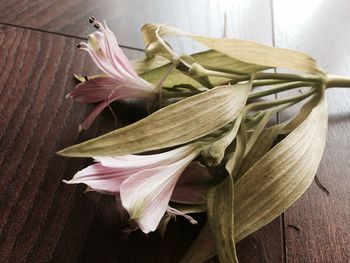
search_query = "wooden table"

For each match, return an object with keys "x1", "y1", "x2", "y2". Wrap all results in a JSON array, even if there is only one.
[{"x1": 0, "y1": 0, "x2": 349, "y2": 262}]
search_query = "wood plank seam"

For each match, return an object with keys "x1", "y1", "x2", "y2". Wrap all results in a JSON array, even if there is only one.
[
  {"x1": 271, "y1": 0, "x2": 288, "y2": 262},
  {"x1": 0, "y1": 21, "x2": 144, "y2": 52}
]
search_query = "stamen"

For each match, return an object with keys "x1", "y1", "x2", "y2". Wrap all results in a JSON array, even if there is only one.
[
  {"x1": 93, "y1": 22, "x2": 100, "y2": 29},
  {"x1": 76, "y1": 43, "x2": 82, "y2": 48},
  {"x1": 89, "y1": 16, "x2": 95, "y2": 23},
  {"x1": 167, "y1": 206, "x2": 198, "y2": 225}
]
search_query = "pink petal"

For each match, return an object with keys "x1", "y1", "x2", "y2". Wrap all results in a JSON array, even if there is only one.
[
  {"x1": 171, "y1": 161, "x2": 215, "y2": 204},
  {"x1": 81, "y1": 42, "x2": 125, "y2": 80},
  {"x1": 68, "y1": 77, "x2": 121, "y2": 103},
  {"x1": 79, "y1": 99, "x2": 116, "y2": 131},
  {"x1": 85, "y1": 29, "x2": 135, "y2": 82},
  {"x1": 79, "y1": 88, "x2": 151, "y2": 130},
  {"x1": 68, "y1": 76, "x2": 152, "y2": 103},
  {"x1": 63, "y1": 163, "x2": 130, "y2": 194},
  {"x1": 120, "y1": 152, "x2": 198, "y2": 233},
  {"x1": 94, "y1": 144, "x2": 198, "y2": 170},
  {"x1": 89, "y1": 31, "x2": 131, "y2": 80},
  {"x1": 95, "y1": 21, "x2": 139, "y2": 78},
  {"x1": 81, "y1": 22, "x2": 153, "y2": 91}
]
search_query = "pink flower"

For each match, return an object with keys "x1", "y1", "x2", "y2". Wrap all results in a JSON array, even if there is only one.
[
  {"x1": 67, "y1": 18, "x2": 155, "y2": 130},
  {"x1": 63, "y1": 144, "x2": 214, "y2": 233}
]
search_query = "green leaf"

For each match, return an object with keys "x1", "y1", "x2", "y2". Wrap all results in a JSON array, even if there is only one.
[
  {"x1": 142, "y1": 23, "x2": 325, "y2": 76},
  {"x1": 238, "y1": 123, "x2": 284, "y2": 178},
  {"x1": 140, "y1": 50, "x2": 267, "y2": 88},
  {"x1": 244, "y1": 110, "x2": 275, "y2": 158},
  {"x1": 207, "y1": 176, "x2": 237, "y2": 263},
  {"x1": 206, "y1": 124, "x2": 246, "y2": 263},
  {"x1": 225, "y1": 123, "x2": 247, "y2": 177},
  {"x1": 58, "y1": 82, "x2": 251, "y2": 157},
  {"x1": 191, "y1": 35, "x2": 325, "y2": 76},
  {"x1": 234, "y1": 89, "x2": 327, "y2": 242},
  {"x1": 131, "y1": 55, "x2": 170, "y2": 75},
  {"x1": 157, "y1": 213, "x2": 171, "y2": 239}
]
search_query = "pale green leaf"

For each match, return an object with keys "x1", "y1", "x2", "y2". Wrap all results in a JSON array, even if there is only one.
[
  {"x1": 191, "y1": 35, "x2": 325, "y2": 76},
  {"x1": 238, "y1": 123, "x2": 284, "y2": 178},
  {"x1": 234, "y1": 89, "x2": 327, "y2": 242},
  {"x1": 244, "y1": 110, "x2": 274, "y2": 158},
  {"x1": 142, "y1": 23, "x2": 325, "y2": 76},
  {"x1": 207, "y1": 176, "x2": 238, "y2": 263},
  {"x1": 206, "y1": 124, "x2": 246, "y2": 263},
  {"x1": 158, "y1": 213, "x2": 171, "y2": 239},
  {"x1": 58, "y1": 82, "x2": 251, "y2": 157},
  {"x1": 131, "y1": 55, "x2": 170, "y2": 75},
  {"x1": 140, "y1": 50, "x2": 267, "y2": 88}
]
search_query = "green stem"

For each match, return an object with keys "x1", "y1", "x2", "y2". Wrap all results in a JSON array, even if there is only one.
[
  {"x1": 155, "y1": 27, "x2": 179, "y2": 60},
  {"x1": 246, "y1": 89, "x2": 315, "y2": 111},
  {"x1": 214, "y1": 89, "x2": 315, "y2": 151},
  {"x1": 204, "y1": 65, "x2": 247, "y2": 76},
  {"x1": 252, "y1": 79, "x2": 288, "y2": 87},
  {"x1": 203, "y1": 69, "x2": 243, "y2": 80},
  {"x1": 326, "y1": 74, "x2": 350, "y2": 88},
  {"x1": 248, "y1": 81, "x2": 312, "y2": 99},
  {"x1": 155, "y1": 60, "x2": 180, "y2": 107},
  {"x1": 195, "y1": 67, "x2": 323, "y2": 85},
  {"x1": 254, "y1": 72, "x2": 322, "y2": 83}
]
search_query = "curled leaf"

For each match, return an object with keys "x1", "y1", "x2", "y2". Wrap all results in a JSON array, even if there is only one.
[
  {"x1": 207, "y1": 177, "x2": 237, "y2": 263},
  {"x1": 131, "y1": 55, "x2": 170, "y2": 75},
  {"x1": 234, "y1": 89, "x2": 327, "y2": 242},
  {"x1": 141, "y1": 50, "x2": 267, "y2": 89},
  {"x1": 142, "y1": 23, "x2": 325, "y2": 76},
  {"x1": 58, "y1": 82, "x2": 251, "y2": 157},
  {"x1": 238, "y1": 123, "x2": 284, "y2": 178}
]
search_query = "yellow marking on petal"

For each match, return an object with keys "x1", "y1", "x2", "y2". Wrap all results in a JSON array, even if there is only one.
[{"x1": 88, "y1": 34, "x2": 101, "y2": 52}]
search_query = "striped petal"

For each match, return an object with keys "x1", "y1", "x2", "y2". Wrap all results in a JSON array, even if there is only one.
[
  {"x1": 120, "y1": 151, "x2": 199, "y2": 233},
  {"x1": 63, "y1": 163, "x2": 129, "y2": 194}
]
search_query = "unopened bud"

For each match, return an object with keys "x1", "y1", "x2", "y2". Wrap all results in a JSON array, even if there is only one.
[{"x1": 189, "y1": 63, "x2": 209, "y2": 77}]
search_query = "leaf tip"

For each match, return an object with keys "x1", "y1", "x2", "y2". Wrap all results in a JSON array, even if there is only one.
[{"x1": 56, "y1": 147, "x2": 79, "y2": 157}]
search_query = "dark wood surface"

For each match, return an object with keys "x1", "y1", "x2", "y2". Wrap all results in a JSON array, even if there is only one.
[
  {"x1": 0, "y1": 1, "x2": 349, "y2": 262},
  {"x1": 273, "y1": 1, "x2": 350, "y2": 262}
]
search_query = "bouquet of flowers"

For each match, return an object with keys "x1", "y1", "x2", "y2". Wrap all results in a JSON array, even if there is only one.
[{"x1": 58, "y1": 18, "x2": 350, "y2": 262}]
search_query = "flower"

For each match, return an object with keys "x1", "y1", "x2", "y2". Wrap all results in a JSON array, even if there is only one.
[
  {"x1": 67, "y1": 18, "x2": 155, "y2": 130},
  {"x1": 63, "y1": 144, "x2": 213, "y2": 233}
]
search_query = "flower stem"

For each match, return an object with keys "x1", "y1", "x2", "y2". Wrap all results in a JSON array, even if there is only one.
[
  {"x1": 155, "y1": 59, "x2": 180, "y2": 107},
  {"x1": 248, "y1": 81, "x2": 312, "y2": 99},
  {"x1": 196, "y1": 67, "x2": 323, "y2": 85},
  {"x1": 254, "y1": 72, "x2": 322, "y2": 83},
  {"x1": 252, "y1": 79, "x2": 288, "y2": 87},
  {"x1": 246, "y1": 88, "x2": 316, "y2": 111},
  {"x1": 326, "y1": 74, "x2": 350, "y2": 88}
]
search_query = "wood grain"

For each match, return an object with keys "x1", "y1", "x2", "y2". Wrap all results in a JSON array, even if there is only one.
[
  {"x1": 0, "y1": 25, "x2": 203, "y2": 263},
  {"x1": 273, "y1": 0, "x2": 350, "y2": 262},
  {"x1": 0, "y1": 0, "x2": 229, "y2": 52},
  {"x1": 0, "y1": 1, "x2": 287, "y2": 262},
  {"x1": 0, "y1": 22, "x2": 280, "y2": 263}
]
